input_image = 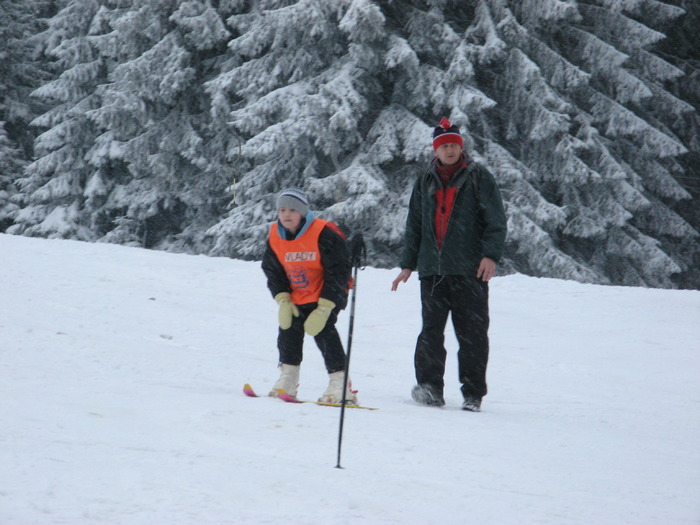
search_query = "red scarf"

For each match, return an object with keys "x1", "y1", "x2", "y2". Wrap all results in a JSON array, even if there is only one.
[
  {"x1": 436, "y1": 159, "x2": 463, "y2": 186},
  {"x1": 434, "y1": 154, "x2": 467, "y2": 251}
]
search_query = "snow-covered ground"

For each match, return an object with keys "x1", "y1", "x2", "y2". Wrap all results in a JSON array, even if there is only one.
[{"x1": 1, "y1": 233, "x2": 698, "y2": 525}]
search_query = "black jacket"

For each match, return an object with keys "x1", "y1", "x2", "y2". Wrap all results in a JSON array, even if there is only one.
[
  {"x1": 262, "y1": 217, "x2": 351, "y2": 309},
  {"x1": 399, "y1": 159, "x2": 507, "y2": 278}
]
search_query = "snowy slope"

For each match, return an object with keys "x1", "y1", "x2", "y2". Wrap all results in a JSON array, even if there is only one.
[{"x1": 1, "y1": 233, "x2": 699, "y2": 525}]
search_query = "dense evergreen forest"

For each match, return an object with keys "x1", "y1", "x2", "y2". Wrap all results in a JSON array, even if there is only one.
[{"x1": 1, "y1": 0, "x2": 698, "y2": 289}]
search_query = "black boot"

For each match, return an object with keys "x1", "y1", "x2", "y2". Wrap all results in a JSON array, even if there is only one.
[{"x1": 411, "y1": 384, "x2": 445, "y2": 407}]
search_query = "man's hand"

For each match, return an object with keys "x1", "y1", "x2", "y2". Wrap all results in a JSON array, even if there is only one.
[
  {"x1": 391, "y1": 269, "x2": 412, "y2": 291},
  {"x1": 477, "y1": 257, "x2": 496, "y2": 282}
]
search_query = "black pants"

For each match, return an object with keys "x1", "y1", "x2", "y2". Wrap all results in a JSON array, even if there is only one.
[
  {"x1": 415, "y1": 275, "x2": 490, "y2": 399},
  {"x1": 278, "y1": 303, "x2": 346, "y2": 374}
]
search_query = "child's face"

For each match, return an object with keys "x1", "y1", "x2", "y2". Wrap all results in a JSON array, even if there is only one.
[
  {"x1": 278, "y1": 207, "x2": 303, "y2": 233},
  {"x1": 435, "y1": 142, "x2": 462, "y2": 166}
]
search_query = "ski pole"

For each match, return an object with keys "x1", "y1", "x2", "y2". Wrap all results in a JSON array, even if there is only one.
[{"x1": 336, "y1": 233, "x2": 365, "y2": 469}]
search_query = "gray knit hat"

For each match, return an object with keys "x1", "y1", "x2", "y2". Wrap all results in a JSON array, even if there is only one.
[{"x1": 276, "y1": 188, "x2": 309, "y2": 215}]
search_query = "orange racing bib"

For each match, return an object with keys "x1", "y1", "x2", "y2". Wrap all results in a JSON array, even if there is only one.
[{"x1": 268, "y1": 218, "x2": 328, "y2": 305}]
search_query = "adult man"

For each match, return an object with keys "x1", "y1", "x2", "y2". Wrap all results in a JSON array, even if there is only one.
[{"x1": 392, "y1": 118, "x2": 507, "y2": 411}]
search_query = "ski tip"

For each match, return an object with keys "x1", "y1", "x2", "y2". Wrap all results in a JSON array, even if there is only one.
[
  {"x1": 243, "y1": 383, "x2": 258, "y2": 397},
  {"x1": 278, "y1": 390, "x2": 303, "y2": 403}
]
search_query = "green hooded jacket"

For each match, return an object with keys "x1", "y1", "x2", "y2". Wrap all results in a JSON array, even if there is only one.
[{"x1": 399, "y1": 159, "x2": 507, "y2": 278}]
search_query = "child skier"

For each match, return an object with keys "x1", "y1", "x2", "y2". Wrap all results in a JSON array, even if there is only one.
[{"x1": 261, "y1": 188, "x2": 357, "y2": 404}]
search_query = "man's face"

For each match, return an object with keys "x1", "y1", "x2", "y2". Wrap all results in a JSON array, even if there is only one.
[
  {"x1": 278, "y1": 207, "x2": 303, "y2": 233},
  {"x1": 435, "y1": 142, "x2": 462, "y2": 166}
]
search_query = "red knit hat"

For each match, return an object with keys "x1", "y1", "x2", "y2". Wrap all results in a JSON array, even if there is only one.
[{"x1": 432, "y1": 117, "x2": 463, "y2": 150}]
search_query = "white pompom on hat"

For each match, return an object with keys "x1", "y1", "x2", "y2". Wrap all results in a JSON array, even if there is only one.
[{"x1": 276, "y1": 188, "x2": 309, "y2": 215}]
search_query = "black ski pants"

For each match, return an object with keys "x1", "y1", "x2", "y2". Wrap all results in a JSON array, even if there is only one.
[
  {"x1": 278, "y1": 303, "x2": 346, "y2": 374},
  {"x1": 415, "y1": 275, "x2": 490, "y2": 399}
]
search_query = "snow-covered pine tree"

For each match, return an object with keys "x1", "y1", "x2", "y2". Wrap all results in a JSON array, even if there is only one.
[
  {"x1": 0, "y1": 125, "x2": 24, "y2": 230},
  {"x1": 9, "y1": 0, "x2": 105, "y2": 240},
  {"x1": 206, "y1": 0, "x2": 399, "y2": 260},
  {"x1": 10, "y1": 0, "x2": 234, "y2": 249},
  {"x1": 653, "y1": 0, "x2": 700, "y2": 288},
  {"x1": 82, "y1": 0, "x2": 232, "y2": 251},
  {"x1": 0, "y1": 0, "x2": 54, "y2": 230},
  {"x1": 565, "y1": 0, "x2": 696, "y2": 287}
]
